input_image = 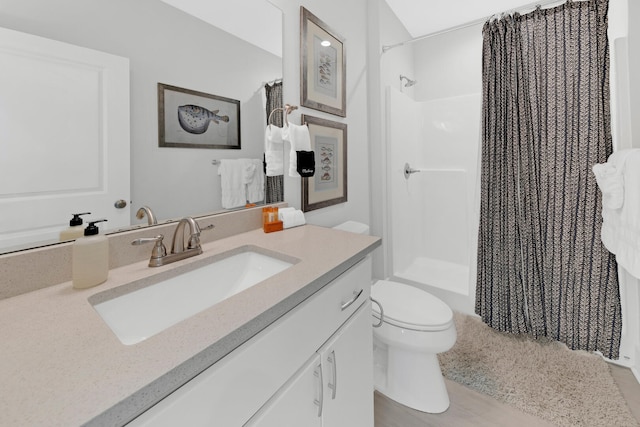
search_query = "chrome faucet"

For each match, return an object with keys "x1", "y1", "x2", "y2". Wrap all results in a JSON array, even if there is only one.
[
  {"x1": 136, "y1": 206, "x2": 157, "y2": 225},
  {"x1": 132, "y1": 217, "x2": 214, "y2": 267},
  {"x1": 171, "y1": 217, "x2": 202, "y2": 255}
]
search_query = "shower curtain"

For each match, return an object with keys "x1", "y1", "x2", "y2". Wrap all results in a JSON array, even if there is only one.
[
  {"x1": 264, "y1": 80, "x2": 284, "y2": 203},
  {"x1": 475, "y1": 0, "x2": 622, "y2": 359}
]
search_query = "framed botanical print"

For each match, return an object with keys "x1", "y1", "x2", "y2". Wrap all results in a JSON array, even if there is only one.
[
  {"x1": 301, "y1": 115, "x2": 347, "y2": 212},
  {"x1": 158, "y1": 83, "x2": 240, "y2": 149},
  {"x1": 300, "y1": 7, "x2": 346, "y2": 117}
]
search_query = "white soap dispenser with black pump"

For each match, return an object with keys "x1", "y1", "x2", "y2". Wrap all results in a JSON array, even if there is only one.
[
  {"x1": 72, "y1": 219, "x2": 109, "y2": 289},
  {"x1": 59, "y1": 212, "x2": 91, "y2": 241}
]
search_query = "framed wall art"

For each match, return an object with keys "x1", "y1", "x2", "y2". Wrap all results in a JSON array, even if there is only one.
[
  {"x1": 158, "y1": 83, "x2": 240, "y2": 149},
  {"x1": 300, "y1": 7, "x2": 346, "y2": 117},
  {"x1": 301, "y1": 115, "x2": 347, "y2": 212}
]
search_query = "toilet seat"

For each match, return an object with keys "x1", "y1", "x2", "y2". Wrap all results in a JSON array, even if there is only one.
[{"x1": 371, "y1": 280, "x2": 453, "y2": 332}]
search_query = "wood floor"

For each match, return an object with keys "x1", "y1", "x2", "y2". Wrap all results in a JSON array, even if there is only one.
[{"x1": 374, "y1": 365, "x2": 640, "y2": 427}]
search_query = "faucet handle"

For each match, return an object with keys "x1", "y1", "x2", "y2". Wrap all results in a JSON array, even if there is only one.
[
  {"x1": 188, "y1": 223, "x2": 215, "y2": 249},
  {"x1": 132, "y1": 235, "x2": 167, "y2": 260}
]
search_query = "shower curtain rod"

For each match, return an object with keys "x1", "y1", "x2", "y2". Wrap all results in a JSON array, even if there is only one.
[{"x1": 381, "y1": 0, "x2": 569, "y2": 53}]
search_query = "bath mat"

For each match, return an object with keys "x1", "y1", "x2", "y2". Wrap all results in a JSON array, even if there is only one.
[{"x1": 438, "y1": 312, "x2": 639, "y2": 427}]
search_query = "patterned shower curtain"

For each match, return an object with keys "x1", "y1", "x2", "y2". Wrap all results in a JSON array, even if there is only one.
[
  {"x1": 475, "y1": 0, "x2": 622, "y2": 359},
  {"x1": 264, "y1": 80, "x2": 284, "y2": 203}
]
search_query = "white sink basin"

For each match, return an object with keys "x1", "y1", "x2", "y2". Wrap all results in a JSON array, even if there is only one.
[{"x1": 92, "y1": 248, "x2": 295, "y2": 345}]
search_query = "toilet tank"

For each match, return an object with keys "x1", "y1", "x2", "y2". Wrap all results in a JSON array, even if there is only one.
[{"x1": 333, "y1": 221, "x2": 370, "y2": 235}]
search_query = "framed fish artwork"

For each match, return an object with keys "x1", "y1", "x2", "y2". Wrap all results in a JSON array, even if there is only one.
[
  {"x1": 301, "y1": 115, "x2": 347, "y2": 212},
  {"x1": 300, "y1": 7, "x2": 346, "y2": 117},
  {"x1": 158, "y1": 83, "x2": 241, "y2": 149}
]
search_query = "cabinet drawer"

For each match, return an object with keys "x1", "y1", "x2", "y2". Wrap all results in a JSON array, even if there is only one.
[{"x1": 128, "y1": 257, "x2": 372, "y2": 427}]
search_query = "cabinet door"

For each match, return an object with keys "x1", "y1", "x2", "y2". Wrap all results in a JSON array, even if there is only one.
[
  {"x1": 320, "y1": 302, "x2": 374, "y2": 427},
  {"x1": 244, "y1": 354, "x2": 323, "y2": 427}
]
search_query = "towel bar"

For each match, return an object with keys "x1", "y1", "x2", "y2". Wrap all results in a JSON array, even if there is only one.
[{"x1": 268, "y1": 104, "x2": 298, "y2": 127}]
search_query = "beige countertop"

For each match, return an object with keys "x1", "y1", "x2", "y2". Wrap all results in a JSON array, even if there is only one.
[{"x1": 0, "y1": 225, "x2": 380, "y2": 426}]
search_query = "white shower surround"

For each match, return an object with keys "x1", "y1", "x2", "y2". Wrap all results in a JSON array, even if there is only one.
[{"x1": 386, "y1": 87, "x2": 480, "y2": 315}]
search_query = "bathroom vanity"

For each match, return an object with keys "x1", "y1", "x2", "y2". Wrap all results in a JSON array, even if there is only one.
[
  {"x1": 0, "y1": 224, "x2": 380, "y2": 426},
  {"x1": 130, "y1": 255, "x2": 373, "y2": 426}
]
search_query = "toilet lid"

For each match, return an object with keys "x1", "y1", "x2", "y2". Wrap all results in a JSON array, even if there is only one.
[{"x1": 371, "y1": 280, "x2": 453, "y2": 331}]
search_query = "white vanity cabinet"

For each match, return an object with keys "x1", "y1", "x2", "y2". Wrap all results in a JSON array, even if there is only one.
[
  {"x1": 246, "y1": 302, "x2": 373, "y2": 427},
  {"x1": 127, "y1": 257, "x2": 373, "y2": 427},
  {"x1": 245, "y1": 354, "x2": 324, "y2": 427}
]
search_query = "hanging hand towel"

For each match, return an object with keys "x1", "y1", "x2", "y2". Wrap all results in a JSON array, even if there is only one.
[
  {"x1": 595, "y1": 149, "x2": 640, "y2": 279},
  {"x1": 264, "y1": 125, "x2": 284, "y2": 176},
  {"x1": 296, "y1": 150, "x2": 315, "y2": 177},
  {"x1": 283, "y1": 123, "x2": 312, "y2": 177},
  {"x1": 592, "y1": 149, "x2": 635, "y2": 209},
  {"x1": 245, "y1": 158, "x2": 265, "y2": 203},
  {"x1": 218, "y1": 159, "x2": 247, "y2": 209}
]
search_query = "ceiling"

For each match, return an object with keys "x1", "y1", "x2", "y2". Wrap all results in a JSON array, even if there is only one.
[
  {"x1": 160, "y1": 0, "x2": 282, "y2": 57},
  {"x1": 160, "y1": 0, "x2": 553, "y2": 57},
  {"x1": 384, "y1": 0, "x2": 551, "y2": 37}
]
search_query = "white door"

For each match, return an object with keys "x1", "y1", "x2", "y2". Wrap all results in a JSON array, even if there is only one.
[
  {"x1": 0, "y1": 26, "x2": 130, "y2": 251},
  {"x1": 244, "y1": 354, "x2": 324, "y2": 427},
  {"x1": 320, "y1": 302, "x2": 374, "y2": 427}
]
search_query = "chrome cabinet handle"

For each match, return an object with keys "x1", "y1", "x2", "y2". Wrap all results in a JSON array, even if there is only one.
[
  {"x1": 313, "y1": 362, "x2": 324, "y2": 418},
  {"x1": 327, "y1": 350, "x2": 338, "y2": 400},
  {"x1": 341, "y1": 288, "x2": 364, "y2": 311}
]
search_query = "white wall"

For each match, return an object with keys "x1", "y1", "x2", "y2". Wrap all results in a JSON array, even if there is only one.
[
  {"x1": 0, "y1": 0, "x2": 282, "y2": 225},
  {"x1": 413, "y1": 23, "x2": 483, "y2": 101},
  {"x1": 270, "y1": 0, "x2": 371, "y2": 229},
  {"x1": 629, "y1": 0, "x2": 640, "y2": 149}
]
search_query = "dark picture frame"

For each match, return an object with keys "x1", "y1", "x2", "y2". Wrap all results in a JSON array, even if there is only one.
[
  {"x1": 301, "y1": 115, "x2": 347, "y2": 212},
  {"x1": 300, "y1": 7, "x2": 346, "y2": 117},
  {"x1": 158, "y1": 83, "x2": 241, "y2": 149}
]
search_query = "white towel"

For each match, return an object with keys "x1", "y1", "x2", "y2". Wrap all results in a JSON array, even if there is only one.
[
  {"x1": 283, "y1": 123, "x2": 311, "y2": 177},
  {"x1": 218, "y1": 159, "x2": 247, "y2": 209},
  {"x1": 245, "y1": 158, "x2": 264, "y2": 203},
  {"x1": 281, "y1": 209, "x2": 306, "y2": 229},
  {"x1": 592, "y1": 149, "x2": 635, "y2": 209},
  {"x1": 596, "y1": 149, "x2": 640, "y2": 279},
  {"x1": 277, "y1": 207, "x2": 295, "y2": 221},
  {"x1": 265, "y1": 126, "x2": 284, "y2": 176}
]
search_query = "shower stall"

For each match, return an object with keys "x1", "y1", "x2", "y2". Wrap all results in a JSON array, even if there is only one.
[
  {"x1": 385, "y1": 86, "x2": 481, "y2": 315},
  {"x1": 377, "y1": 0, "x2": 637, "y2": 380}
]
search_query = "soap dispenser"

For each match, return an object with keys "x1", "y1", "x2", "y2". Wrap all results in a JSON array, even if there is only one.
[
  {"x1": 59, "y1": 212, "x2": 91, "y2": 241},
  {"x1": 72, "y1": 219, "x2": 109, "y2": 289}
]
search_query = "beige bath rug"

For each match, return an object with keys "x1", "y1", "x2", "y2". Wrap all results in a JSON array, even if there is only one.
[{"x1": 438, "y1": 312, "x2": 639, "y2": 427}]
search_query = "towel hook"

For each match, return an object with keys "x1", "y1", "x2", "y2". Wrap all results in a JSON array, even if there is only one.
[{"x1": 268, "y1": 104, "x2": 298, "y2": 127}]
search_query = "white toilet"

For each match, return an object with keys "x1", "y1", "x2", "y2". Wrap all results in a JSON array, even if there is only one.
[
  {"x1": 333, "y1": 221, "x2": 457, "y2": 414},
  {"x1": 371, "y1": 280, "x2": 456, "y2": 413}
]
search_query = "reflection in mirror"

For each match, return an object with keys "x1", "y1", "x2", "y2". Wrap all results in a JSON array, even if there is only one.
[{"x1": 0, "y1": 0, "x2": 284, "y2": 254}]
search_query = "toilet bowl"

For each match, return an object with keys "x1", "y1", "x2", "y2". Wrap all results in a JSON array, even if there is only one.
[
  {"x1": 371, "y1": 279, "x2": 456, "y2": 413},
  {"x1": 332, "y1": 221, "x2": 457, "y2": 414}
]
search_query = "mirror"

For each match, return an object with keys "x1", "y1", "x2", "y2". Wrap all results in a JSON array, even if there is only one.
[{"x1": 0, "y1": 0, "x2": 284, "y2": 254}]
